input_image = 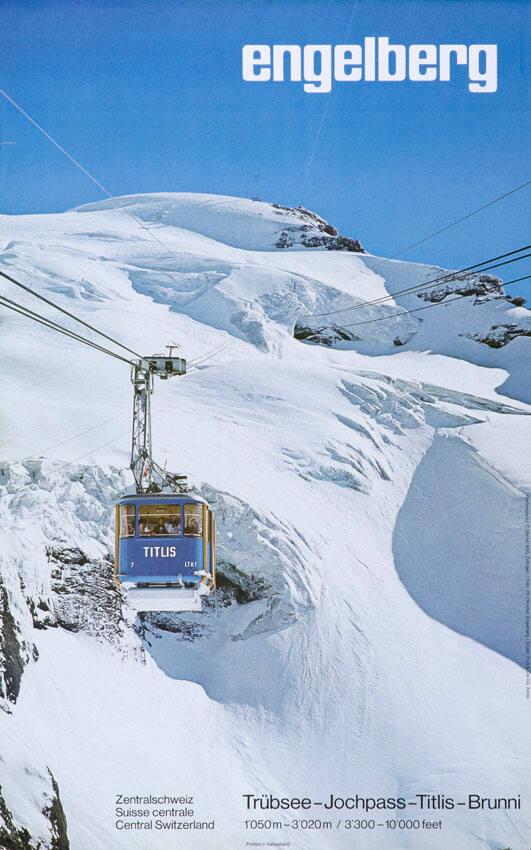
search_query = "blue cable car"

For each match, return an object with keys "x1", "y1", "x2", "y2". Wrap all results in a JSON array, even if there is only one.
[{"x1": 115, "y1": 494, "x2": 216, "y2": 612}]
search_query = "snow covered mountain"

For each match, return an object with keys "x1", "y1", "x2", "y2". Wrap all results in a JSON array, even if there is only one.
[{"x1": 0, "y1": 193, "x2": 530, "y2": 850}]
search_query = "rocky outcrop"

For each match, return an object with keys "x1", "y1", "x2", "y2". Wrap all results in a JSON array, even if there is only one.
[
  {"x1": 0, "y1": 786, "x2": 33, "y2": 849},
  {"x1": 293, "y1": 322, "x2": 360, "y2": 346},
  {"x1": 272, "y1": 203, "x2": 364, "y2": 252},
  {"x1": 45, "y1": 773, "x2": 70, "y2": 850},
  {"x1": 40, "y1": 546, "x2": 135, "y2": 657},
  {"x1": 0, "y1": 578, "x2": 35, "y2": 708},
  {"x1": 0, "y1": 771, "x2": 69, "y2": 850},
  {"x1": 462, "y1": 323, "x2": 531, "y2": 348},
  {"x1": 293, "y1": 321, "x2": 417, "y2": 350},
  {"x1": 417, "y1": 272, "x2": 504, "y2": 303}
]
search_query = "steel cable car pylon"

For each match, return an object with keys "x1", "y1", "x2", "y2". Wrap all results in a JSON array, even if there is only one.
[
  {"x1": 115, "y1": 346, "x2": 216, "y2": 613},
  {"x1": 131, "y1": 362, "x2": 154, "y2": 491},
  {"x1": 130, "y1": 350, "x2": 188, "y2": 495}
]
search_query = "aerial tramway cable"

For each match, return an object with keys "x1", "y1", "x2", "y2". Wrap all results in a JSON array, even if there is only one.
[
  {"x1": 187, "y1": 341, "x2": 232, "y2": 369},
  {"x1": 0, "y1": 87, "x2": 233, "y2": 367},
  {"x1": 10, "y1": 411, "x2": 128, "y2": 467},
  {"x1": 0, "y1": 266, "x2": 143, "y2": 359},
  {"x1": 6, "y1": 432, "x2": 131, "y2": 496},
  {"x1": 324, "y1": 273, "x2": 531, "y2": 333},
  {"x1": 48, "y1": 432, "x2": 130, "y2": 476},
  {"x1": 2, "y1": 85, "x2": 530, "y2": 350},
  {"x1": 0, "y1": 284, "x2": 230, "y2": 373},
  {"x1": 391, "y1": 180, "x2": 531, "y2": 259},
  {"x1": 298, "y1": 244, "x2": 531, "y2": 321},
  {"x1": 0, "y1": 93, "x2": 222, "y2": 613},
  {"x1": 0, "y1": 294, "x2": 136, "y2": 366},
  {"x1": 293, "y1": 211, "x2": 531, "y2": 320},
  {"x1": 297, "y1": 0, "x2": 362, "y2": 207},
  {"x1": 293, "y1": 0, "x2": 530, "y2": 236}
]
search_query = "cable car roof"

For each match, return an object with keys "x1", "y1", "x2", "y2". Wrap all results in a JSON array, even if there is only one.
[{"x1": 117, "y1": 493, "x2": 207, "y2": 506}]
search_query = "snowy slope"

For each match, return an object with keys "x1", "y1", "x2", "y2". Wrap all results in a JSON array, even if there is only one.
[{"x1": 0, "y1": 193, "x2": 530, "y2": 850}]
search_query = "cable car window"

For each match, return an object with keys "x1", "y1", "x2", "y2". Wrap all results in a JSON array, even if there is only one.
[
  {"x1": 139, "y1": 504, "x2": 181, "y2": 536},
  {"x1": 119, "y1": 505, "x2": 136, "y2": 538},
  {"x1": 184, "y1": 504, "x2": 203, "y2": 536}
]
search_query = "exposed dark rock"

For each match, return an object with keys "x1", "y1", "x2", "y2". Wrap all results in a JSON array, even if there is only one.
[
  {"x1": 300, "y1": 233, "x2": 364, "y2": 252},
  {"x1": 0, "y1": 579, "x2": 26, "y2": 705},
  {"x1": 42, "y1": 546, "x2": 130, "y2": 652},
  {"x1": 215, "y1": 561, "x2": 270, "y2": 604},
  {"x1": 0, "y1": 785, "x2": 33, "y2": 849},
  {"x1": 418, "y1": 272, "x2": 504, "y2": 303},
  {"x1": 0, "y1": 773, "x2": 70, "y2": 850},
  {"x1": 28, "y1": 596, "x2": 53, "y2": 630},
  {"x1": 275, "y1": 230, "x2": 294, "y2": 249},
  {"x1": 47, "y1": 547, "x2": 89, "y2": 566},
  {"x1": 276, "y1": 229, "x2": 364, "y2": 252},
  {"x1": 462, "y1": 324, "x2": 531, "y2": 349},
  {"x1": 45, "y1": 772, "x2": 70, "y2": 850},
  {"x1": 272, "y1": 202, "x2": 333, "y2": 228},
  {"x1": 137, "y1": 612, "x2": 209, "y2": 641},
  {"x1": 271, "y1": 203, "x2": 364, "y2": 252},
  {"x1": 511, "y1": 296, "x2": 526, "y2": 307},
  {"x1": 293, "y1": 322, "x2": 360, "y2": 347}
]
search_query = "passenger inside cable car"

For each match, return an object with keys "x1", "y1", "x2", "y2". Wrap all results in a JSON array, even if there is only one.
[
  {"x1": 120, "y1": 505, "x2": 135, "y2": 537},
  {"x1": 184, "y1": 504, "x2": 202, "y2": 536},
  {"x1": 139, "y1": 504, "x2": 181, "y2": 535}
]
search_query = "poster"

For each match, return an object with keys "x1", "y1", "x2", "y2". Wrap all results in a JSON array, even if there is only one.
[{"x1": 0, "y1": 1, "x2": 530, "y2": 848}]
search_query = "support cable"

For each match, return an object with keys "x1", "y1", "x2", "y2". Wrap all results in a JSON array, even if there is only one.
[
  {"x1": 3, "y1": 86, "x2": 529, "y2": 359},
  {"x1": 300, "y1": 244, "x2": 531, "y2": 320},
  {"x1": 9, "y1": 411, "x2": 128, "y2": 466},
  {"x1": 0, "y1": 266, "x2": 143, "y2": 358},
  {"x1": 0, "y1": 294, "x2": 136, "y2": 366},
  {"x1": 392, "y1": 180, "x2": 531, "y2": 259},
  {"x1": 323, "y1": 273, "x2": 531, "y2": 332}
]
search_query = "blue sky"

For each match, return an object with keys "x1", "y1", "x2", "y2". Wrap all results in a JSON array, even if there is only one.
[{"x1": 1, "y1": 0, "x2": 530, "y2": 296}]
